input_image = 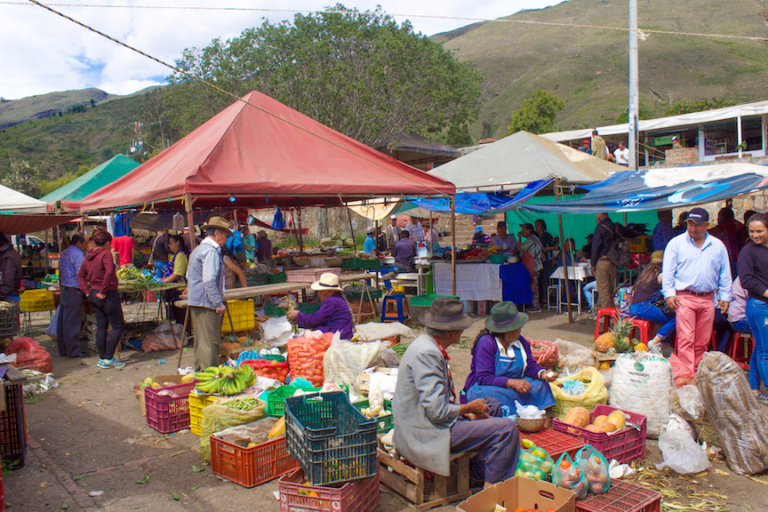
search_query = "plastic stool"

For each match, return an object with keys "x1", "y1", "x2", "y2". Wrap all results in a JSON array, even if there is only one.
[
  {"x1": 730, "y1": 332, "x2": 753, "y2": 370},
  {"x1": 546, "y1": 285, "x2": 559, "y2": 311},
  {"x1": 628, "y1": 318, "x2": 656, "y2": 345},
  {"x1": 594, "y1": 307, "x2": 619, "y2": 341},
  {"x1": 381, "y1": 294, "x2": 409, "y2": 323}
]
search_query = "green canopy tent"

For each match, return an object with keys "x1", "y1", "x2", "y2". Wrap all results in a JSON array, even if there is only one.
[{"x1": 40, "y1": 155, "x2": 140, "y2": 203}]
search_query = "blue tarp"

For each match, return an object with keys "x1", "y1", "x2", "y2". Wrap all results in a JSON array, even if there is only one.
[
  {"x1": 402, "y1": 181, "x2": 552, "y2": 215},
  {"x1": 523, "y1": 163, "x2": 768, "y2": 214}
]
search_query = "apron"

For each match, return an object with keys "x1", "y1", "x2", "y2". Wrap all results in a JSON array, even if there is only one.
[{"x1": 466, "y1": 337, "x2": 555, "y2": 410}]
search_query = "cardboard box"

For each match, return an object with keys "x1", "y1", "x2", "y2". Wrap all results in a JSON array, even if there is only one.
[{"x1": 457, "y1": 476, "x2": 576, "y2": 512}]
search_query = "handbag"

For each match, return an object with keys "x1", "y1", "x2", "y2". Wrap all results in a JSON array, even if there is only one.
[{"x1": 652, "y1": 292, "x2": 671, "y2": 315}]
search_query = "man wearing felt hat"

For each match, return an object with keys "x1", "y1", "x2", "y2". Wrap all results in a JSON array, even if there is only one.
[
  {"x1": 662, "y1": 207, "x2": 732, "y2": 386},
  {"x1": 186, "y1": 216, "x2": 232, "y2": 369},
  {"x1": 464, "y1": 302, "x2": 557, "y2": 412},
  {"x1": 386, "y1": 215, "x2": 402, "y2": 251},
  {"x1": 286, "y1": 273, "x2": 353, "y2": 339},
  {"x1": 393, "y1": 297, "x2": 519, "y2": 487}
]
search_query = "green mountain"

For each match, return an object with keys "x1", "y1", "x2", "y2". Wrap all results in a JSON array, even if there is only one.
[
  {"x1": 435, "y1": 0, "x2": 768, "y2": 137},
  {"x1": 0, "y1": 88, "x2": 114, "y2": 129}
]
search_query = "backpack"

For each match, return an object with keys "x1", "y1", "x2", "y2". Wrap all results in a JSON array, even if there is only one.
[{"x1": 603, "y1": 223, "x2": 631, "y2": 267}]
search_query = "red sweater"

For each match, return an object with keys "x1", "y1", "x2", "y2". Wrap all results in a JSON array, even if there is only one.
[{"x1": 78, "y1": 247, "x2": 118, "y2": 295}]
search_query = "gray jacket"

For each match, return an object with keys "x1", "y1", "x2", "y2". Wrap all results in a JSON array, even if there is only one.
[
  {"x1": 186, "y1": 238, "x2": 225, "y2": 310},
  {"x1": 392, "y1": 334, "x2": 460, "y2": 476}
]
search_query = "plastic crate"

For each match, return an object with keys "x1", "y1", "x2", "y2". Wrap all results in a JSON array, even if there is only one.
[
  {"x1": 221, "y1": 299, "x2": 255, "y2": 333},
  {"x1": 519, "y1": 428, "x2": 585, "y2": 461},
  {"x1": 210, "y1": 434, "x2": 298, "y2": 488},
  {"x1": 267, "y1": 386, "x2": 322, "y2": 417},
  {"x1": 408, "y1": 294, "x2": 459, "y2": 308},
  {"x1": 268, "y1": 272, "x2": 288, "y2": 284},
  {"x1": 19, "y1": 289, "x2": 55, "y2": 312},
  {"x1": 284, "y1": 392, "x2": 377, "y2": 485},
  {"x1": 576, "y1": 480, "x2": 661, "y2": 512},
  {"x1": 278, "y1": 468, "x2": 380, "y2": 512},
  {"x1": 0, "y1": 302, "x2": 19, "y2": 338},
  {"x1": 0, "y1": 383, "x2": 26, "y2": 469},
  {"x1": 246, "y1": 273, "x2": 270, "y2": 287},
  {"x1": 286, "y1": 268, "x2": 341, "y2": 283},
  {"x1": 265, "y1": 303, "x2": 320, "y2": 318},
  {"x1": 552, "y1": 405, "x2": 647, "y2": 464},
  {"x1": 144, "y1": 380, "x2": 196, "y2": 434},
  {"x1": 341, "y1": 258, "x2": 380, "y2": 270},
  {"x1": 352, "y1": 399, "x2": 393, "y2": 434},
  {"x1": 189, "y1": 391, "x2": 220, "y2": 436}
]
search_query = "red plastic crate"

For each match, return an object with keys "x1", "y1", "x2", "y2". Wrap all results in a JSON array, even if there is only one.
[
  {"x1": 552, "y1": 405, "x2": 647, "y2": 464},
  {"x1": 519, "y1": 428, "x2": 585, "y2": 461},
  {"x1": 278, "y1": 468, "x2": 379, "y2": 512},
  {"x1": 210, "y1": 434, "x2": 298, "y2": 488},
  {"x1": 144, "y1": 380, "x2": 196, "y2": 434},
  {"x1": 576, "y1": 480, "x2": 661, "y2": 512}
]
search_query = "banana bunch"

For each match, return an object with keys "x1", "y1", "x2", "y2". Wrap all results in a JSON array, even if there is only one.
[{"x1": 194, "y1": 364, "x2": 256, "y2": 395}]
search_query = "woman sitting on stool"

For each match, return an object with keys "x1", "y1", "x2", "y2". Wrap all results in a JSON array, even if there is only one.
[
  {"x1": 463, "y1": 302, "x2": 556, "y2": 411},
  {"x1": 627, "y1": 250, "x2": 675, "y2": 352}
]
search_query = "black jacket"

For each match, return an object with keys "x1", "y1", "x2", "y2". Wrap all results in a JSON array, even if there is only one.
[
  {"x1": 0, "y1": 245, "x2": 22, "y2": 300},
  {"x1": 591, "y1": 218, "x2": 616, "y2": 268}
]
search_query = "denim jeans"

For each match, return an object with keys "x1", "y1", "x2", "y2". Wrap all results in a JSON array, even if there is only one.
[
  {"x1": 627, "y1": 301, "x2": 676, "y2": 342},
  {"x1": 583, "y1": 281, "x2": 597, "y2": 310},
  {"x1": 745, "y1": 298, "x2": 768, "y2": 392}
]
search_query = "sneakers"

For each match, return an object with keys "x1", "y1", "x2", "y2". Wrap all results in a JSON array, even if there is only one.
[
  {"x1": 97, "y1": 358, "x2": 126, "y2": 369},
  {"x1": 527, "y1": 306, "x2": 542, "y2": 313}
]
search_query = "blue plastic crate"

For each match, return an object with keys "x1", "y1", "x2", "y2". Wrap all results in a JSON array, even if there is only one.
[{"x1": 284, "y1": 391, "x2": 377, "y2": 485}]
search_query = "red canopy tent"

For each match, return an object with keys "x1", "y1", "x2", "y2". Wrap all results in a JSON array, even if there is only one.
[{"x1": 70, "y1": 91, "x2": 455, "y2": 212}]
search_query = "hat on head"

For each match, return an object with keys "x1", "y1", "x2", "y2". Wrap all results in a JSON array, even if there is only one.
[
  {"x1": 202, "y1": 216, "x2": 233, "y2": 237},
  {"x1": 686, "y1": 208, "x2": 709, "y2": 224},
  {"x1": 257, "y1": 230, "x2": 267, "y2": 238},
  {"x1": 310, "y1": 273, "x2": 343, "y2": 292},
  {"x1": 485, "y1": 302, "x2": 528, "y2": 333},
  {"x1": 475, "y1": 226, "x2": 484, "y2": 232},
  {"x1": 672, "y1": 135, "x2": 679, "y2": 141},
  {"x1": 390, "y1": 215, "x2": 397, "y2": 220},
  {"x1": 419, "y1": 297, "x2": 472, "y2": 331},
  {"x1": 650, "y1": 250, "x2": 664, "y2": 264},
  {"x1": 366, "y1": 226, "x2": 375, "y2": 234}
]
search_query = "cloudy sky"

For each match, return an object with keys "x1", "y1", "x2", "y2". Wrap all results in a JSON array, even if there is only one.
[{"x1": 0, "y1": 0, "x2": 561, "y2": 100}]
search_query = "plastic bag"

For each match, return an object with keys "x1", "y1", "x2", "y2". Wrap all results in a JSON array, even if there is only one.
[
  {"x1": 6, "y1": 336, "x2": 52, "y2": 373},
  {"x1": 287, "y1": 331, "x2": 335, "y2": 386},
  {"x1": 45, "y1": 306, "x2": 59, "y2": 338},
  {"x1": 670, "y1": 384, "x2": 705, "y2": 422},
  {"x1": 323, "y1": 339, "x2": 382, "y2": 391},
  {"x1": 529, "y1": 339, "x2": 559, "y2": 369},
  {"x1": 695, "y1": 351, "x2": 768, "y2": 475},
  {"x1": 665, "y1": 412, "x2": 695, "y2": 439},
  {"x1": 552, "y1": 338, "x2": 594, "y2": 370},
  {"x1": 199, "y1": 395, "x2": 267, "y2": 463},
  {"x1": 550, "y1": 367, "x2": 607, "y2": 419},
  {"x1": 552, "y1": 452, "x2": 588, "y2": 499},
  {"x1": 610, "y1": 353, "x2": 671, "y2": 437},
  {"x1": 259, "y1": 316, "x2": 294, "y2": 348},
  {"x1": 576, "y1": 445, "x2": 611, "y2": 495},
  {"x1": 515, "y1": 446, "x2": 554, "y2": 481},
  {"x1": 655, "y1": 428, "x2": 710, "y2": 474},
  {"x1": 141, "y1": 322, "x2": 184, "y2": 352}
]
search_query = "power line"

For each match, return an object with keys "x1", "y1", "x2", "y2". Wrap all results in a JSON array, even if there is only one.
[{"x1": 4, "y1": 1, "x2": 767, "y2": 43}]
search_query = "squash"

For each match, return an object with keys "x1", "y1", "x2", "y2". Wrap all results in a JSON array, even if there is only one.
[
  {"x1": 563, "y1": 407, "x2": 590, "y2": 428},
  {"x1": 593, "y1": 415, "x2": 609, "y2": 427},
  {"x1": 599, "y1": 362, "x2": 612, "y2": 371},
  {"x1": 268, "y1": 416, "x2": 285, "y2": 439},
  {"x1": 607, "y1": 410, "x2": 627, "y2": 430},
  {"x1": 597, "y1": 422, "x2": 618, "y2": 433}
]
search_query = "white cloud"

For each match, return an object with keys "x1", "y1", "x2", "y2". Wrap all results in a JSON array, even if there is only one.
[{"x1": 0, "y1": 0, "x2": 559, "y2": 100}]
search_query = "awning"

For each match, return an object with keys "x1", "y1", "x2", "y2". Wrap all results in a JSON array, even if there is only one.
[{"x1": 0, "y1": 214, "x2": 80, "y2": 234}]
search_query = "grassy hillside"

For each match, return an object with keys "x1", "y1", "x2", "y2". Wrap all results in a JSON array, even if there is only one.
[
  {"x1": 437, "y1": 0, "x2": 768, "y2": 137},
  {"x1": 0, "y1": 92, "x2": 146, "y2": 180},
  {"x1": 0, "y1": 88, "x2": 115, "y2": 129}
]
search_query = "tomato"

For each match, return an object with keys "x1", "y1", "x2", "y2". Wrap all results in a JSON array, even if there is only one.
[
  {"x1": 546, "y1": 509, "x2": 556, "y2": 512},
  {"x1": 512, "y1": 508, "x2": 526, "y2": 512}
]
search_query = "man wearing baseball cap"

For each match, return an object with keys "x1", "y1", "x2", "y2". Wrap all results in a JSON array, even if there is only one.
[{"x1": 662, "y1": 207, "x2": 732, "y2": 386}]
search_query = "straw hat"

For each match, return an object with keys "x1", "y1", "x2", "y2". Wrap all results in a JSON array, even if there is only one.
[
  {"x1": 485, "y1": 302, "x2": 528, "y2": 333},
  {"x1": 419, "y1": 297, "x2": 472, "y2": 331},
  {"x1": 202, "y1": 216, "x2": 233, "y2": 237},
  {"x1": 310, "y1": 273, "x2": 343, "y2": 292}
]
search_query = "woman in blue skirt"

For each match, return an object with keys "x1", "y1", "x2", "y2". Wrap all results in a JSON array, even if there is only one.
[{"x1": 463, "y1": 302, "x2": 557, "y2": 411}]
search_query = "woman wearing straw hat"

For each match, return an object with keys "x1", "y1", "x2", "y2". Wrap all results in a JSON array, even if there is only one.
[
  {"x1": 627, "y1": 250, "x2": 675, "y2": 352},
  {"x1": 464, "y1": 302, "x2": 556, "y2": 411},
  {"x1": 286, "y1": 273, "x2": 354, "y2": 339}
]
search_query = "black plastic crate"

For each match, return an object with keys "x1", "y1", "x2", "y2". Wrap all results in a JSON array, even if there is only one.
[
  {"x1": 285, "y1": 392, "x2": 377, "y2": 485},
  {"x1": 0, "y1": 302, "x2": 19, "y2": 338},
  {"x1": 0, "y1": 382, "x2": 26, "y2": 469}
]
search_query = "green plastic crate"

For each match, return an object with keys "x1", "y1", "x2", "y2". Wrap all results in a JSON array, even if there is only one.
[
  {"x1": 353, "y1": 399, "x2": 393, "y2": 433},
  {"x1": 265, "y1": 302, "x2": 320, "y2": 317},
  {"x1": 268, "y1": 272, "x2": 287, "y2": 284},
  {"x1": 245, "y1": 273, "x2": 270, "y2": 286},
  {"x1": 409, "y1": 294, "x2": 459, "y2": 308}
]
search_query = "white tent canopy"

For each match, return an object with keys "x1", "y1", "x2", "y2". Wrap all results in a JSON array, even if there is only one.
[
  {"x1": 0, "y1": 184, "x2": 47, "y2": 213},
  {"x1": 430, "y1": 131, "x2": 622, "y2": 191}
]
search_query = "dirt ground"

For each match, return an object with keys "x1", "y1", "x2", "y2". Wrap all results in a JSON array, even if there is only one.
[{"x1": 4, "y1": 309, "x2": 767, "y2": 511}]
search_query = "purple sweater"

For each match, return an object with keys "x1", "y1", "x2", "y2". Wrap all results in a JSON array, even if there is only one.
[
  {"x1": 295, "y1": 294, "x2": 354, "y2": 339},
  {"x1": 463, "y1": 334, "x2": 544, "y2": 391}
]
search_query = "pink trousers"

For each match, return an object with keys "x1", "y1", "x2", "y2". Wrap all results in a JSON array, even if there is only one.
[{"x1": 673, "y1": 292, "x2": 714, "y2": 379}]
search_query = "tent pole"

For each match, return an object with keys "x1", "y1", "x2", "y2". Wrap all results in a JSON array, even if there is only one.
[
  {"x1": 429, "y1": 210, "x2": 434, "y2": 258},
  {"x1": 555, "y1": 180, "x2": 573, "y2": 323},
  {"x1": 296, "y1": 207, "x2": 304, "y2": 254},
  {"x1": 44, "y1": 229, "x2": 50, "y2": 275},
  {"x1": 450, "y1": 196, "x2": 456, "y2": 296},
  {"x1": 346, "y1": 205, "x2": 357, "y2": 252},
  {"x1": 185, "y1": 194, "x2": 197, "y2": 252}
]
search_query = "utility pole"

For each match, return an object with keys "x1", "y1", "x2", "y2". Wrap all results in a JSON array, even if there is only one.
[{"x1": 628, "y1": 0, "x2": 639, "y2": 169}]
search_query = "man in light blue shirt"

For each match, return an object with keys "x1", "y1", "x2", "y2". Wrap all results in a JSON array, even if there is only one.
[
  {"x1": 186, "y1": 217, "x2": 230, "y2": 370},
  {"x1": 363, "y1": 226, "x2": 377, "y2": 255},
  {"x1": 661, "y1": 207, "x2": 732, "y2": 384},
  {"x1": 57, "y1": 233, "x2": 87, "y2": 358}
]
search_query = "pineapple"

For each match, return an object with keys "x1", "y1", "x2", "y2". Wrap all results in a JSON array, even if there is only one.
[
  {"x1": 612, "y1": 317, "x2": 634, "y2": 353},
  {"x1": 594, "y1": 332, "x2": 616, "y2": 353}
]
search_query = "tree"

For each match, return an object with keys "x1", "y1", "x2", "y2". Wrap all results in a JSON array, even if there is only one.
[
  {"x1": 3, "y1": 159, "x2": 41, "y2": 197},
  {"x1": 164, "y1": 4, "x2": 483, "y2": 148},
  {"x1": 506, "y1": 90, "x2": 564, "y2": 135}
]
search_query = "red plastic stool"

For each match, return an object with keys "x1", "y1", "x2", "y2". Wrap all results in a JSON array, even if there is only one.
[
  {"x1": 594, "y1": 307, "x2": 619, "y2": 341},
  {"x1": 730, "y1": 332, "x2": 753, "y2": 370},
  {"x1": 628, "y1": 318, "x2": 656, "y2": 345}
]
